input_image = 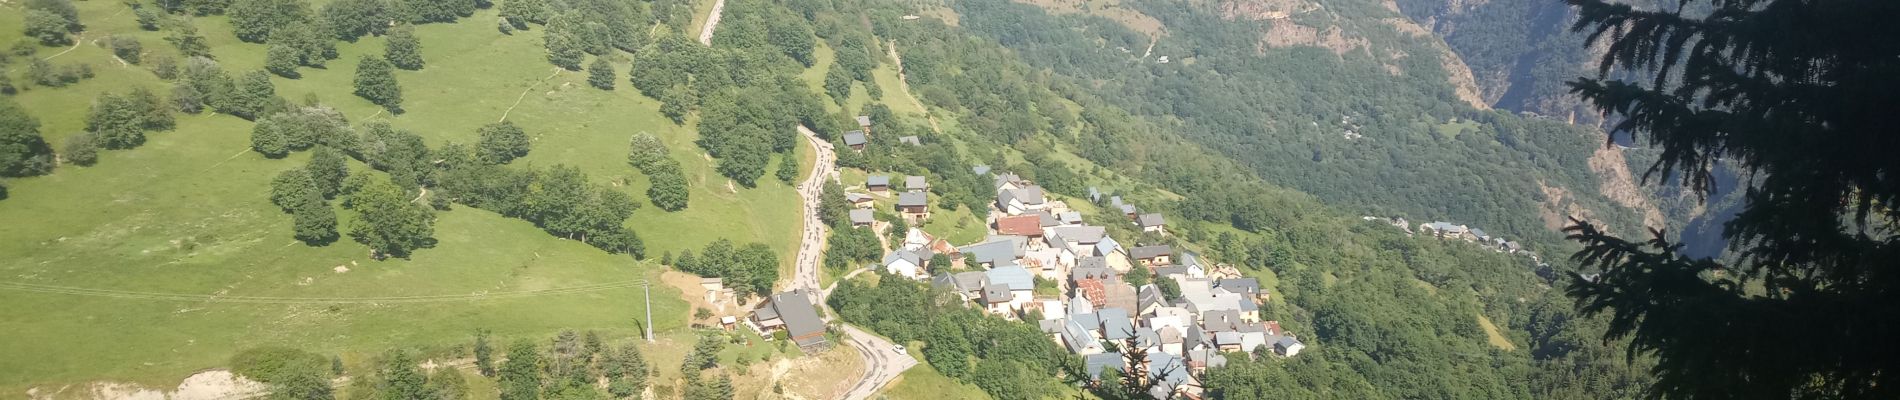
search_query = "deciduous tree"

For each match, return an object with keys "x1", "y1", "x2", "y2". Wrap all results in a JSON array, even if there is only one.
[
  {"x1": 344, "y1": 175, "x2": 433, "y2": 259},
  {"x1": 352, "y1": 57, "x2": 402, "y2": 113},
  {"x1": 384, "y1": 24, "x2": 424, "y2": 70}
]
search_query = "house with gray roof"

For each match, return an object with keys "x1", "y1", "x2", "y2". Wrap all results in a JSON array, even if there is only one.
[
  {"x1": 1137, "y1": 213, "x2": 1167, "y2": 234},
  {"x1": 972, "y1": 165, "x2": 991, "y2": 176},
  {"x1": 905, "y1": 175, "x2": 928, "y2": 192},
  {"x1": 882, "y1": 250, "x2": 925, "y2": 278},
  {"x1": 1063, "y1": 318, "x2": 1105, "y2": 355},
  {"x1": 1095, "y1": 237, "x2": 1122, "y2": 258},
  {"x1": 754, "y1": 290, "x2": 827, "y2": 349},
  {"x1": 896, "y1": 192, "x2": 929, "y2": 221},
  {"x1": 1058, "y1": 211, "x2": 1083, "y2": 225},
  {"x1": 856, "y1": 115, "x2": 872, "y2": 130},
  {"x1": 1030, "y1": 210, "x2": 1060, "y2": 227},
  {"x1": 843, "y1": 130, "x2": 867, "y2": 150},
  {"x1": 849, "y1": 209, "x2": 874, "y2": 228},
  {"x1": 998, "y1": 186, "x2": 1047, "y2": 215},
  {"x1": 1217, "y1": 277, "x2": 1265, "y2": 301},
  {"x1": 1274, "y1": 336, "x2": 1305, "y2": 357},
  {"x1": 960, "y1": 239, "x2": 1018, "y2": 267},
  {"x1": 898, "y1": 136, "x2": 921, "y2": 146},
  {"x1": 1145, "y1": 352, "x2": 1193, "y2": 399},
  {"x1": 844, "y1": 192, "x2": 875, "y2": 208},
  {"x1": 866, "y1": 175, "x2": 891, "y2": 192},
  {"x1": 1083, "y1": 352, "x2": 1124, "y2": 382},
  {"x1": 1088, "y1": 187, "x2": 1103, "y2": 203},
  {"x1": 1130, "y1": 245, "x2": 1173, "y2": 267},
  {"x1": 981, "y1": 283, "x2": 1015, "y2": 315},
  {"x1": 1099, "y1": 308, "x2": 1135, "y2": 340}
]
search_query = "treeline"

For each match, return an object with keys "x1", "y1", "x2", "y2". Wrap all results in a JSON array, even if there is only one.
[
  {"x1": 829, "y1": 275, "x2": 1073, "y2": 400},
  {"x1": 668, "y1": 238, "x2": 778, "y2": 300},
  {"x1": 228, "y1": 329, "x2": 657, "y2": 400}
]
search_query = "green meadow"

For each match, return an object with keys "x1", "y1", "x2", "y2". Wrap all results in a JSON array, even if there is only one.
[{"x1": 0, "y1": 1, "x2": 808, "y2": 393}]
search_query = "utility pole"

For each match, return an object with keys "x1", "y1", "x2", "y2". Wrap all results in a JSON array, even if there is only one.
[{"x1": 643, "y1": 279, "x2": 654, "y2": 342}]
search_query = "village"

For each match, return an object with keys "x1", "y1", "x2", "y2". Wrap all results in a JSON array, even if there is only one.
[{"x1": 707, "y1": 116, "x2": 1305, "y2": 399}]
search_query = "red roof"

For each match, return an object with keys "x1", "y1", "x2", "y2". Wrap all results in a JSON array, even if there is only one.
[
  {"x1": 1265, "y1": 320, "x2": 1284, "y2": 336},
  {"x1": 996, "y1": 215, "x2": 1043, "y2": 236},
  {"x1": 1076, "y1": 279, "x2": 1107, "y2": 307}
]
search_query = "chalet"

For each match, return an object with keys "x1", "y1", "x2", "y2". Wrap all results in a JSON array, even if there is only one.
[
  {"x1": 753, "y1": 290, "x2": 828, "y2": 349},
  {"x1": 1137, "y1": 213, "x2": 1167, "y2": 235},
  {"x1": 960, "y1": 239, "x2": 1018, "y2": 268},
  {"x1": 905, "y1": 175, "x2": 928, "y2": 192},
  {"x1": 1095, "y1": 237, "x2": 1124, "y2": 259},
  {"x1": 1137, "y1": 284, "x2": 1170, "y2": 315},
  {"x1": 899, "y1": 136, "x2": 921, "y2": 146},
  {"x1": 931, "y1": 271, "x2": 989, "y2": 301},
  {"x1": 1216, "y1": 277, "x2": 1266, "y2": 302},
  {"x1": 995, "y1": 172, "x2": 1026, "y2": 192},
  {"x1": 866, "y1": 175, "x2": 891, "y2": 193},
  {"x1": 996, "y1": 214, "x2": 1042, "y2": 237},
  {"x1": 882, "y1": 249, "x2": 926, "y2": 278},
  {"x1": 896, "y1": 192, "x2": 929, "y2": 221},
  {"x1": 1274, "y1": 336, "x2": 1305, "y2": 357},
  {"x1": 843, "y1": 130, "x2": 867, "y2": 151},
  {"x1": 1088, "y1": 186, "x2": 1103, "y2": 203},
  {"x1": 986, "y1": 265, "x2": 1036, "y2": 312},
  {"x1": 848, "y1": 209, "x2": 875, "y2": 228},
  {"x1": 856, "y1": 115, "x2": 872, "y2": 134},
  {"x1": 998, "y1": 186, "x2": 1048, "y2": 215},
  {"x1": 1050, "y1": 225, "x2": 1106, "y2": 249},
  {"x1": 1130, "y1": 245, "x2": 1173, "y2": 267},
  {"x1": 845, "y1": 192, "x2": 875, "y2": 208},
  {"x1": 1111, "y1": 196, "x2": 1139, "y2": 218},
  {"x1": 982, "y1": 284, "x2": 1015, "y2": 315},
  {"x1": 1029, "y1": 210, "x2": 1061, "y2": 228},
  {"x1": 1470, "y1": 228, "x2": 1490, "y2": 242},
  {"x1": 1058, "y1": 211, "x2": 1083, "y2": 225}
]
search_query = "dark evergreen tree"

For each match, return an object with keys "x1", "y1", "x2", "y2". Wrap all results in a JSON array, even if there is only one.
[
  {"x1": 1560, "y1": 0, "x2": 1900, "y2": 398},
  {"x1": 291, "y1": 191, "x2": 338, "y2": 244},
  {"x1": 497, "y1": 340, "x2": 541, "y2": 400}
]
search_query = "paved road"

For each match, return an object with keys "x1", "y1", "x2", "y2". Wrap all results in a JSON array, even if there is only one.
[
  {"x1": 697, "y1": 0, "x2": 726, "y2": 46},
  {"x1": 789, "y1": 125, "x2": 917, "y2": 400}
]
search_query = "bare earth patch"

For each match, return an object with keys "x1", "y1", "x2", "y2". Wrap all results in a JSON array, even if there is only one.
[{"x1": 34, "y1": 370, "x2": 269, "y2": 400}]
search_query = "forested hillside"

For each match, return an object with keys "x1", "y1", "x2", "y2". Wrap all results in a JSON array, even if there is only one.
[
  {"x1": 0, "y1": 0, "x2": 1667, "y2": 398},
  {"x1": 940, "y1": 0, "x2": 1657, "y2": 261}
]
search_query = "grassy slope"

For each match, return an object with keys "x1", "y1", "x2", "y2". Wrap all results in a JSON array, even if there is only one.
[{"x1": 0, "y1": 3, "x2": 804, "y2": 392}]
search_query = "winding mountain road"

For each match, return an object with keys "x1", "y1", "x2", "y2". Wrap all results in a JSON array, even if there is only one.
[{"x1": 790, "y1": 125, "x2": 917, "y2": 400}]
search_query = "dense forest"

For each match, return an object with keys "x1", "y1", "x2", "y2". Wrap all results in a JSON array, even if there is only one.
[{"x1": 938, "y1": 0, "x2": 1652, "y2": 260}]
